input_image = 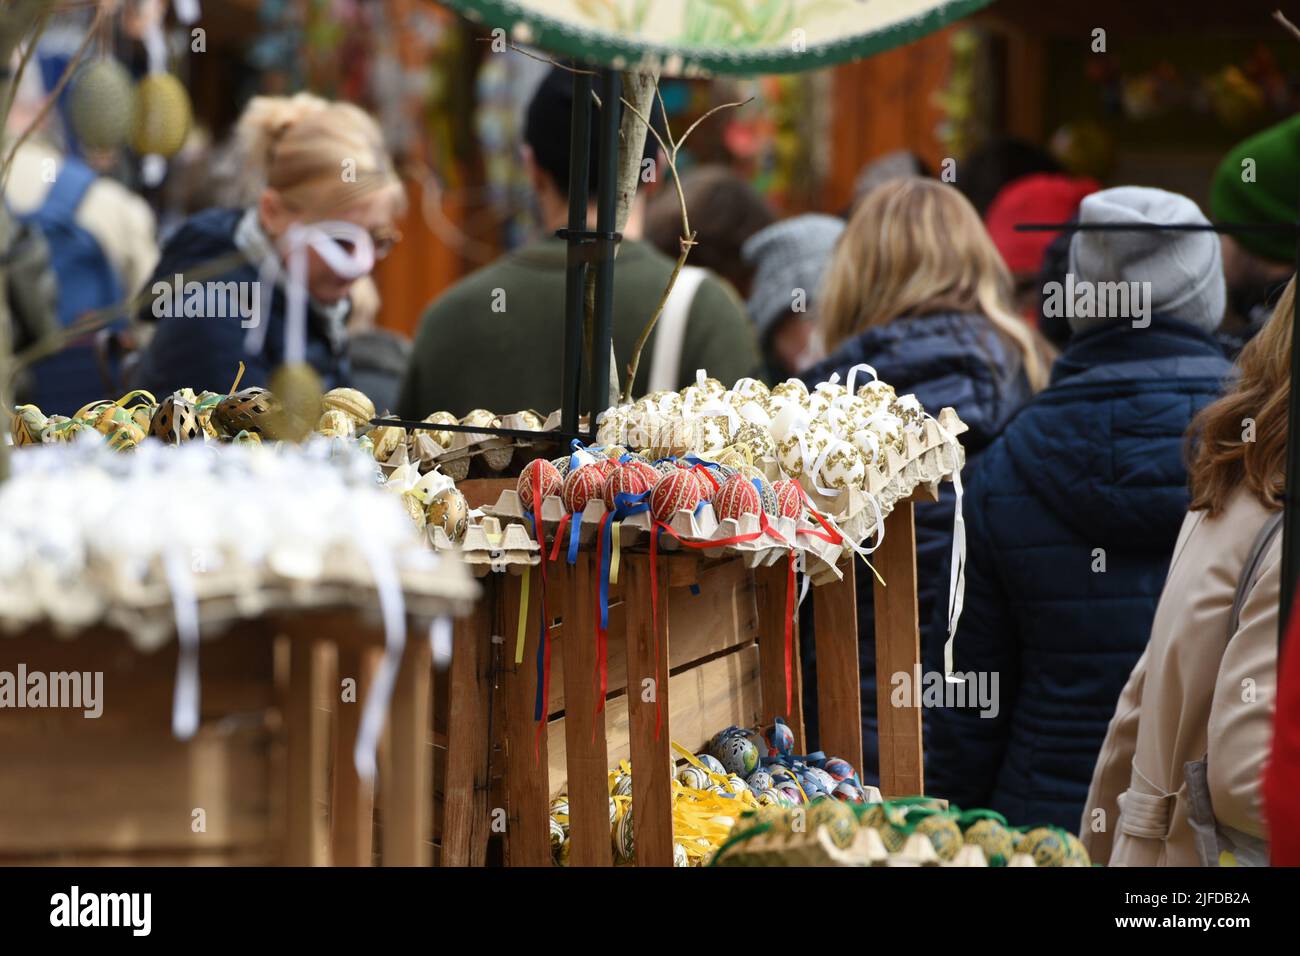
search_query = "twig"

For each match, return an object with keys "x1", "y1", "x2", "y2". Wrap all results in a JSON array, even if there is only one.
[
  {"x1": 624, "y1": 231, "x2": 697, "y2": 395},
  {"x1": 0, "y1": 1, "x2": 105, "y2": 192},
  {"x1": 0, "y1": 9, "x2": 51, "y2": 133},
  {"x1": 1275, "y1": 9, "x2": 1300, "y2": 42}
]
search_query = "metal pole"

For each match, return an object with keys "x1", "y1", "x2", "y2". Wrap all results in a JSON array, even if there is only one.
[
  {"x1": 1280, "y1": 227, "x2": 1300, "y2": 646},
  {"x1": 559, "y1": 71, "x2": 594, "y2": 438},
  {"x1": 588, "y1": 69, "x2": 621, "y2": 441}
]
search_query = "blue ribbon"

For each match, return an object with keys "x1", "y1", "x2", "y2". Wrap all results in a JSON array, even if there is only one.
[{"x1": 597, "y1": 489, "x2": 650, "y2": 629}]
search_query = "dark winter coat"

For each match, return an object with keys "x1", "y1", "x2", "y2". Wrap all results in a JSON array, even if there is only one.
[
  {"x1": 133, "y1": 208, "x2": 349, "y2": 397},
  {"x1": 799, "y1": 311, "x2": 1035, "y2": 780},
  {"x1": 923, "y1": 316, "x2": 1233, "y2": 829}
]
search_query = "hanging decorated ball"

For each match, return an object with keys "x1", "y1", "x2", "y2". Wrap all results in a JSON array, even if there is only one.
[
  {"x1": 746, "y1": 769, "x2": 774, "y2": 792},
  {"x1": 712, "y1": 475, "x2": 762, "y2": 521},
  {"x1": 1020, "y1": 827, "x2": 1071, "y2": 868},
  {"x1": 426, "y1": 488, "x2": 469, "y2": 544},
  {"x1": 517, "y1": 458, "x2": 562, "y2": 511},
  {"x1": 708, "y1": 729, "x2": 760, "y2": 777},
  {"x1": 131, "y1": 72, "x2": 192, "y2": 157},
  {"x1": 963, "y1": 818, "x2": 1014, "y2": 867},
  {"x1": 562, "y1": 463, "x2": 606, "y2": 514},
  {"x1": 677, "y1": 765, "x2": 711, "y2": 790},
  {"x1": 649, "y1": 468, "x2": 704, "y2": 522},
  {"x1": 916, "y1": 814, "x2": 964, "y2": 861},
  {"x1": 822, "y1": 757, "x2": 857, "y2": 783},
  {"x1": 695, "y1": 753, "x2": 726, "y2": 776},
  {"x1": 761, "y1": 718, "x2": 795, "y2": 757},
  {"x1": 602, "y1": 461, "x2": 654, "y2": 511},
  {"x1": 150, "y1": 393, "x2": 204, "y2": 444},
  {"x1": 808, "y1": 798, "x2": 858, "y2": 850},
  {"x1": 69, "y1": 59, "x2": 135, "y2": 150}
]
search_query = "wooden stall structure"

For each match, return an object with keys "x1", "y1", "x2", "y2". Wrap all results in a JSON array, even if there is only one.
[
  {"x1": 437, "y1": 484, "x2": 933, "y2": 867},
  {"x1": 0, "y1": 609, "x2": 447, "y2": 867}
]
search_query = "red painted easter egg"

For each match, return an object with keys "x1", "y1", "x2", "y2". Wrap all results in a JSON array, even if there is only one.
[
  {"x1": 650, "y1": 468, "x2": 704, "y2": 523},
  {"x1": 517, "y1": 458, "x2": 562, "y2": 511},
  {"x1": 712, "y1": 475, "x2": 762, "y2": 520},
  {"x1": 562, "y1": 463, "x2": 606, "y2": 514}
]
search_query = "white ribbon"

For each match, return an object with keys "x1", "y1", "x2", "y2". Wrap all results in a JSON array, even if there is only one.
[
  {"x1": 163, "y1": 548, "x2": 201, "y2": 740},
  {"x1": 174, "y1": 0, "x2": 201, "y2": 24},
  {"x1": 352, "y1": 537, "x2": 407, "y2": 784},
  {"x1": 844, "y1": 363, "x2": 878, "y2": 394},
  {"x1": 929, "y1": 416, "x2": 967, "y2": 683},
  {"x1": 429, "y1": 615, "x2": 453, "y2": 669},
  {"x1": 245, "y1": 221, "x2": 375, "y2": 363}
]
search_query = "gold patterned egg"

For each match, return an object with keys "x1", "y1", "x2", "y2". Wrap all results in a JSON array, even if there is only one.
[
  {"x1": 727, "y1": 377, "x2": 771, "y2": 407},
  {"x1": 131, "y1": 403, "x2": 158, "y2": 433},
  {"x1": 516, "y1": 409, "x2": 545, "y2": 432},
  {"x1": 213, "y1": 387, "x2": 282, "y2": 438},
  {"x1": 818, "y1": 440, "x2": 866, "y2": 491},
  {"x1": 12, "y1": 405, "x2": 47, "y2": 446},
  {"x1": 150, "y1": 393, "x2": 205, "y2": 444},
  {"x1": 426, "y1": 488, "x2": 469, "y2": 544},
  {"x1": 421, "y1": 411, "x2": 458, "y2": 448},
  {"x1": 850, "y1": 429, "x2": 881, "y2": 468},
  {"x1": 770, "y1": 379, "x2": 809, "y2": 405},
  {"x1": 370, "y1": 424, "x2": 405, "y2": 462},
  {"x1": 131, "y1": 72, "x2": 192, "y2": 158},
  {"x1": 401, "y1": 492, "x2": 427, "y2": 529},
  {"x1": 69, "y1": 58, "x2": 134, "y2": 150},
  {"x1": 891, "y1": 393, "x2": 925, "y2": 429},
  {"x1": 322, "y1": 387, "x2": 375, "y2": 430},
  {"x1": 316, "y1": 408, "x2": 355, "y2": 438},
  {"x1": 815, "y1": 405, "x2": 852, "y2": 439},
  {"x1": 857, "y1": 379, "x2": 897, "y2": 409}
]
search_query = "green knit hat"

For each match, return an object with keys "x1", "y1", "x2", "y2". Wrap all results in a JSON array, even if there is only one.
[{"x1": 1210, "y1": 114, "x2": 1300, "y2": 263}]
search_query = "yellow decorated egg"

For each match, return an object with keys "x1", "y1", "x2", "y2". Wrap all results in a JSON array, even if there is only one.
[
  {"x1": 131, "y1": 72, "x2": 192, "y2": 157},
  {"x1": 426, "y1": 488, "x2": 469, "y2": 544}
]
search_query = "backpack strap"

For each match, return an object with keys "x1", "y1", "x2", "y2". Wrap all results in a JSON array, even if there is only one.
[
  {"x1": 647, "y1": 265, "x2": 708, "y2": 393},
  {"x1": 1229, "y1": 511, "x2": 1283, "y2": 636},
  {"x1": 35, "y1": 156, "x2": 98, "y2": 221}
]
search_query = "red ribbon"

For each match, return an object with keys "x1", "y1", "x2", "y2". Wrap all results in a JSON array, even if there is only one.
[
  {"x1": 530, "y1": 466, "x2": 551, "y2": 761},
  {"x1": 649, "y1": 528, "x2": 663, "y2": 739},
  {"x1": 784, "y1": 548, "x2": 796, "y2": 716}
]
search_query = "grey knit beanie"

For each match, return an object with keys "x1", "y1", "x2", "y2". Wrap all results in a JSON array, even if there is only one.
[
  {"x1": 742, "y1": 214, "x2": 845, "y2": 339},
  {"x1": 1066, "y1": 186, "x2": 1225, "y2": 335}
]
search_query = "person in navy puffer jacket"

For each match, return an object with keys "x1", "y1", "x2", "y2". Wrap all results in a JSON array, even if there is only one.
[
  {"x1": 924, "y1": 186, "x2": 1234, "y2": 830},
  {"x1": 799, "y1": 179, "x2": 1052, "y2": 781}
]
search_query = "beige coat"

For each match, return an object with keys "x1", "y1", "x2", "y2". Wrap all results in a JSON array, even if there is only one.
[{"x1": 1082, "y1": 488, "x2": 1279, "y2": 866}]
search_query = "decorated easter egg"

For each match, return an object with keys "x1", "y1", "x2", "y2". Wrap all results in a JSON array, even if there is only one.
[
  {"x1": 770, "y1": 379, "x2": 809, "y2": 405},
  {"x1": 728, "y1": 377, "x2": 771, "y2": 406},
  {"x1": 724, "y1": 774, "x2": 750, "y2": 796},
  {"x1": 562, "y1": 463, "x2": 606, "y2": 514},
  {"x1": 609, "y1": 797, "x2": 619, "y2": 825},
  {"x1": 1020, "y1": 827, "x2": 1071, "y2": 867},
  {"x1": 868, "y1": 411, "x2": 906, "y2": 455},
  {"x1": 549, "y1": 816, "x2": 566, "y2": 854},
  {"x1": 815, "y1": 404, "x2": 852, "y2": 438},
  {"x1": 673, "y1": 842, "x2": 690, "y2": 867},
  {"x1": 321, "y1": 387, "x2": 375, "y2": 429},
  {"x1": 695, "y1": 753, "x2": 726, "y2": 776},
  {"x1": 752, "y1": 475, "x2": 779, "y2": 516},
  {"x1": 746, "y1": 769, "x2": 774, "y2": 792},
  {"x1": 771, "y1": 480, "x2": 805, "y2": 520},
  {"x1": 213, "y1": 387, "x2": 282, "y2": 438},
  {"x1": 850, "y1": 428, "x2": 881, "y2": 467},
  {"x1": 917, "y1": 814, "x2": 964, "y2": 861},
  {"x1": 426, "y1": 488, "x2": 469, "y2": 544},
  {"x1": 677, "y1": 765, "x2": 711, "y2": 790},
  {"x1": 832, "y1": 781, "x2": 865, "y2": 803},
  {"x1": 822, "y1": 757, "x2": 857, "y2": 783},
  {"x1": 774, "y1": 779, "x2": 806, "y2": 805},
  {"x1": 757, "y1": 788, "x2": 785, "y2": 807},
  {"x1": 963, "y1": 818, "x2": 1014, "y2": 867},
  {"x1": 150, "y1": 393, "x2": 204, "y2": 444},
  {"x1": 1065, "y1": 831, "x2": 1091, "y2": 866},
  {"x1": 460, "y1": 408, "x2": 500, "y2": 441},
  {"x1": 11, "y1": 405, "x2": 46, "y2": 446},
  {"x1": 817, "y1": 440, "x2": 866, "y2": 491},
  {"x1": 891, "y1": 393, "x2": 925, "y2": 429},
  {"x1": 611, "y1": 771, "x2": 634, "y2": 798},
  {"x1": 315, "y1": 408, "x2": 355, "y2": 438},
  {"x1": 776, "y1": 425, "x2": 831, "y2": 481},
  {"x1": 708, "y1": 729, "x2": 760, "y2": 777},
  {"x1": 761, "y1": 718, "x2": 795, "y2": 757},
  {"x1": 517, "y1": 457, "x2": 562, "y2": 511},
  {"x1": 602, "y1": 461, "x2": 654, "y2": 511},
  {"x1": 418, "y1": 411, "x2": 458, "y2": 448},
  {"x1": 69, "y1": 59, "x2": 134, "y2": 150},
  {"x1": 856, "y1": 378, "x2": 897, "y2": 409},
  {"x1": 711, "y1": 475, "x2": 762, "y2": 521},
  {"x1": 549, "y1": 797, "x2": 570, "y2": 824},
  {"x1": 803, "y1": 766, "x2": 838, "y2": 795},
  {"x1": 650, "y1": 468, "x2": 704, "y2": 522},
  {"x1": 695, "y1": 415, "x2": 732, "y2": 454},
  {"x1": 767, "y1": 764, "x2": 797, "y2": 785},
  {"x1": 131, "y1": 72, "x2": 191, "y2": 157},
  {"x1": 549, "y1": 454, "x2": 573, "y2": 479},
  {"x1": 808, "y1": 797, "x2": 858, "y2": 849}
]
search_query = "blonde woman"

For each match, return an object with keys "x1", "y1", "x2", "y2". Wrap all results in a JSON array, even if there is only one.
[
  {"x1": 800, "y1": 178, "x2": 1046, "y2": 783},
  {"x1": 1083, "y1": 277, "x2": 1291, "y2": 866},
  {"x1": 925, "y1": 186, "x2": 1233, "y2": 834},
  {"x1": 134, "y1": 94, "x2": 405, "y2": 396}
]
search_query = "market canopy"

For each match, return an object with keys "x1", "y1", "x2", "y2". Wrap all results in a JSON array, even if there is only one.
[{"x1": 439, "y1": 0, "x2": 994, "y2": 75}]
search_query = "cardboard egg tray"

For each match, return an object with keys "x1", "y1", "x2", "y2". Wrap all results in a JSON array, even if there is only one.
[
  {"x1": 798, "y1": 407, "x2": 968, "y2": 548},
  {"x1": 481, "y1": 489, "x2": 848, "y2": 579},
  {"x1": 442, "y1": 515, "x2": 540, "y2": 577}
]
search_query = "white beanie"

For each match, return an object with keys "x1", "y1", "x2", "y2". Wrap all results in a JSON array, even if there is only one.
[{"x1": 1067, "y1": 186, "x2": 1225, "y2": 335}]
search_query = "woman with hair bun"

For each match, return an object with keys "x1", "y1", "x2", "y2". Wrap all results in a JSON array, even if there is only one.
[{"x1": 133, "y1": 93, "x2": 405, "y2": 396}]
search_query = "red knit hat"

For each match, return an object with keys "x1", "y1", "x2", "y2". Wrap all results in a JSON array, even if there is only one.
[{"x1": 985, "y1": 173, "x2": 1101, "y2": 275}]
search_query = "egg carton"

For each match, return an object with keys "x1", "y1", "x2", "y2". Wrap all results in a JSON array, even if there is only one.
[
  {"x1": 798, "y1": 407, "x2": 969, "y2": 547},
  {"x1": 456, "y1": 516, "x2": 539, "y2": 577},
  {"x1": 483, "y1": 488, "x2": 843, "y2": 577}
]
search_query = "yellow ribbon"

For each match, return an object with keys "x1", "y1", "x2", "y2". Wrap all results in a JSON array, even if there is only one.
[
  {"x1": 515, "y1": 566, "x2": 531, "y2": 664},
  {"x1": 609, "y1": 520, "x2": 622, "y2": 585}
]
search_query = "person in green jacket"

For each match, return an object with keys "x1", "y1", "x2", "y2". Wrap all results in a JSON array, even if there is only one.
[{"x1": 396, "y1": 67, "x2": 761, "y2": 420}]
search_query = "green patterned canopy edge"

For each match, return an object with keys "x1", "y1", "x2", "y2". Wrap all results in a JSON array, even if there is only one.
[{"x1": 441, "y1": 0, "x2": 994, "y2": 76}]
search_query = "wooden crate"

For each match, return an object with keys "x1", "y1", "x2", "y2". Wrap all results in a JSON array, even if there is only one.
[{"x1": 438, "y1": 494, "x2": 929, "y2": 867}]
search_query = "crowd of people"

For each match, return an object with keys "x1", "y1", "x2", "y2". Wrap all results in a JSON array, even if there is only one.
[{"x1": 8, "y1": 59, "x2": 1300, "y2": 866}]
